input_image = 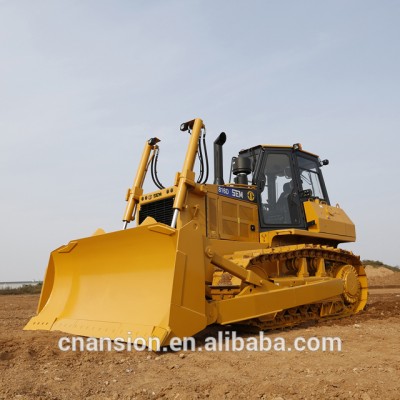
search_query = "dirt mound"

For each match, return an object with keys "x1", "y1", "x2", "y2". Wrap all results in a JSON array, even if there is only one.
[
  {"x1": 364, "y1": 265, "x2": 400, "y2": 287},
  {"x1": 364, "y1": 266, "x2": 394, "y2": 278}
]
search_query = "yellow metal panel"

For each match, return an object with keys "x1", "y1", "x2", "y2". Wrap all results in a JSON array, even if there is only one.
[
  {"x1": 207, "y1": 195, "x2": 218, "y2": 238},
  {"x1": 218, "y1": 196, "x2": 258, "y2": 242},
  {"x1": 215, "y1": 279, "x2": 344, "y2": 324},
  {"x1": 303, "y1": 200, "x2": 356, "y2": 240}
]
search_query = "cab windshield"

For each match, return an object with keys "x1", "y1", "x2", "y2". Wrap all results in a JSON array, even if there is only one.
[{"x1": 297, "y1": 156, "x2": 325, "y2": 200}]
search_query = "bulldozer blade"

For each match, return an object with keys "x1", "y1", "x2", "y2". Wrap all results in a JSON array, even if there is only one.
[{"x1": 24, "y1": 220, "x2": 208, "y2": 350}]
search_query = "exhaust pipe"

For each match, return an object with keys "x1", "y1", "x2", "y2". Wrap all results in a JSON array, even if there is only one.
[{"x1": 214, "y1": 132, "x2": 226, "y2": 184}]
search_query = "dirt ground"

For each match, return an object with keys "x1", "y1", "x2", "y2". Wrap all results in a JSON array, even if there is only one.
[{"x1": 1, "y1": 284, "x2": 400, "y2": 399}]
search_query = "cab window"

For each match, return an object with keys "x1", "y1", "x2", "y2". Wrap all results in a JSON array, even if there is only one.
[
  {"x1": 297, "y1": 156, "x2": 324, "y2": 200},
  {"x1": 261, "y1": 153, "x2": 297, "y2": 225}
]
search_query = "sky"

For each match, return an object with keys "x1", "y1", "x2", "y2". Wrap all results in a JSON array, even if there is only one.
[{"x1": 1, "y1": 0, "x2": 399, "y2": 281}]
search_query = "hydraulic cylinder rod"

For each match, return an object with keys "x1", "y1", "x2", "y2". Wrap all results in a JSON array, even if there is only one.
[
  {"x1": 122, "y1": 137, "x2": 160, "y2": 229},
  {"x1": 171, "y1": 118, "x2": 204, "y2": 228}
]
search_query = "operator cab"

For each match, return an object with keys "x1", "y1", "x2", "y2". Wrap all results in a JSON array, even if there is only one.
[{"x1": 235, "y1": 144, "x2": 330, "y2": 232}]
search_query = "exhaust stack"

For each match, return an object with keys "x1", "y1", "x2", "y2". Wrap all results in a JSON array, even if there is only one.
[{"x1": 213, "y1": 132, "x2": 226, "y2": 184}]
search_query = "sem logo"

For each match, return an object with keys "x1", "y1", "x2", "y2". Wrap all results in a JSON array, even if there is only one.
[
  {"x1": 231, "y1": 189, "x2": 244, "y2": 199},
  {"x1": 218, "y1": 186, "x2": 255, "y2": 202},
  {"x1": 247, "y1": 191, "x2": 255, "y2": 201}
]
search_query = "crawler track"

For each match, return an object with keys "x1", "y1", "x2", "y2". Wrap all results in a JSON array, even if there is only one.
[{"x1": 214, "y1": 244, "x2": 368, "y2": 330}]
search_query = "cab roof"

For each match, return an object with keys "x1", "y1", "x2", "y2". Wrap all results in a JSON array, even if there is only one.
[{"x1": 239, "y1": 144, "x2": 319, "y2": 158}]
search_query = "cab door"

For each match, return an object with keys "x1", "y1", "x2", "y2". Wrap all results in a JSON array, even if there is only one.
[{"x1": 258, "y1": 150, "x2": 306, "y2": 231}]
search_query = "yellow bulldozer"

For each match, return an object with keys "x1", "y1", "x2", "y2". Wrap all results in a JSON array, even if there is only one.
[{"x1": 25, "y1": 118, "x2": 367, "y2": 349}]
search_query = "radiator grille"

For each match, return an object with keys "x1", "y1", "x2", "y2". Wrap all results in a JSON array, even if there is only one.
[{"x1": 138, "y1": 197, "x2": 175, "y2": 225}]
